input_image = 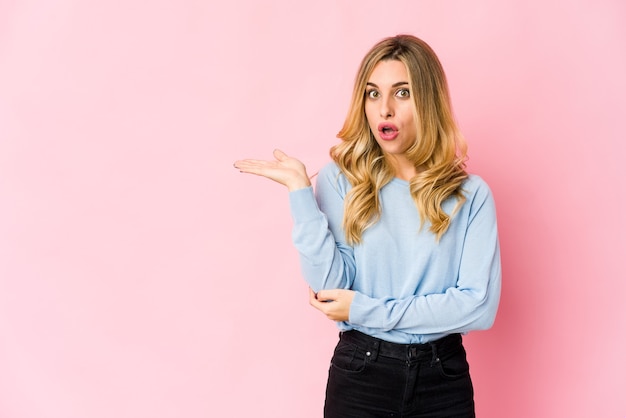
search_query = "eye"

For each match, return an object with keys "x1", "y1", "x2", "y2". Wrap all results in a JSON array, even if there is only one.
[
  {"x1": 395, "y1": 88, "x2": 410, "y2": 98},
  {"x1": 366, "y1": 89, "x2": 380, "y2": 99}
]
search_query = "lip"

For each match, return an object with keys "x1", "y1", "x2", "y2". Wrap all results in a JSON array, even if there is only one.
[{"x1": 377, "y1": 123, "x2": 399, "y2": 141}]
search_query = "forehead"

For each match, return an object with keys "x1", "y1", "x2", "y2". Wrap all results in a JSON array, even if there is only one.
[{"x1": 367, "y1": 60, "x2": 409, "y2": 85}]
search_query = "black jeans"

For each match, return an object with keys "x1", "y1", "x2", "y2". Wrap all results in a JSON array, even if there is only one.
[{"x1": 324, "y1": 331, "x2": 475, "y2": 418}]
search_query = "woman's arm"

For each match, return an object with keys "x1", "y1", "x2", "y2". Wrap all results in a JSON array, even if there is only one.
[
  {"x1": 289, "y1": 163, "x2": 356, "y2": 291},
  {"x1": 309, "y1": 180, "x2": 501, "y2": 335},
  {"x1": 347, "y1": 184, "x2": 501, "y2": 335},
  {"x1": 235, "y1": 152, "x2": 356, "y2": 291},
  {"x1": 234, "y1": 149, "x2": 311, "y2": 191}
]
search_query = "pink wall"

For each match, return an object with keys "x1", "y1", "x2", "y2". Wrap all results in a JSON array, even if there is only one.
[{"x1": 1, "y1": 1, "x2": 624, "y2": 417}]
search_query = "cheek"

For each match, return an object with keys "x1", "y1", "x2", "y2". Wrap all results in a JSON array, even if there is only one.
[
  {"x1": 364, "y1": 109, "x2": 376, "y2": 130},
  {"x1": 401, "y1": 108, "x2": 416, "y2": 130}
]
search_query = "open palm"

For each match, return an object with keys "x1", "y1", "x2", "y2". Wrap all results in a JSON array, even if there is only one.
[{"x1": 234, "y1": 149, "x2": 311, "y2": 191}]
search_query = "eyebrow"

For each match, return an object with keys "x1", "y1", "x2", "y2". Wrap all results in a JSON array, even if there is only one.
[{"x1": 366, "y1": 81, "x2": 409, "y2": 88}]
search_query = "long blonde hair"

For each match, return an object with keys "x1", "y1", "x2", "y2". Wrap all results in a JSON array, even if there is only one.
[{"x1": 331, "y1": 34, "x2": 468, "y2": 244}]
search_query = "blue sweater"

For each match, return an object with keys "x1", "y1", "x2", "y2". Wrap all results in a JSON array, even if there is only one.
[{"x1": 289, "y1": 162, "x2": 501, "y2": 344}]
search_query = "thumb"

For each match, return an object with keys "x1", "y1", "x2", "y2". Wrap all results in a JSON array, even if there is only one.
[
  {"x1": 273, "y1": 149, "x2": 288, "y2": 161},
  {"x1": 315, "y1": 289, "x2": 337, "y2": 302}
]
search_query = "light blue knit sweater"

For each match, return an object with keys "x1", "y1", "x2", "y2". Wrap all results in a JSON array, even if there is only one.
[{"x1": 289, "y1": 162, "x2": 501, "y2": 344}]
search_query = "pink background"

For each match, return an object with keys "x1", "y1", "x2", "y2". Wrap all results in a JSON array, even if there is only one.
[{"x1": 1, "y1": 1, "x2": 625, "y2": 417}]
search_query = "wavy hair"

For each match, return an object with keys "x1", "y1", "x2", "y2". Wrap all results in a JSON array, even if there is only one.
[{"x1": 331, "y1": 34, "x2": 468, "y2": 244}]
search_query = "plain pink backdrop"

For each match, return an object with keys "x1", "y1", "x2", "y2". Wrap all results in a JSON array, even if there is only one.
[{"x1": 1, "y1": 1, "x2": 624, "y2": 417}]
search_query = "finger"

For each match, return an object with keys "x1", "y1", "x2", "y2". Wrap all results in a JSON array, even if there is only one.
[
  {"x1": 233, "y1": 159, "x2": 270, "y2": 169},
  {"x1": 233, "y1": 160, "x2": 275, "y2": 176},
  {"x1": 315, "y1": 289, "x2": 337, "y2": 302},
  {"x1": 309, "y1": 294, "x2": 326, "y2": 312},
  {"x1": 233, "y1": 160, "x2": 255, "y2": 172},
  {"x1": 273, "y1": 149, "x2": 288, "y2": 161}
]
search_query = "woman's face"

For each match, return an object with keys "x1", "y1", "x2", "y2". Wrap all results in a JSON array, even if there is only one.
[{"x1": 364, "y1": 59, "x2": 418, "y2": 168}]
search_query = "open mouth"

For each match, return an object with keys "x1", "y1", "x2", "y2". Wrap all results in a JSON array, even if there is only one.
[{"x1": 378, "y1": 123, "x2": 399, "y2": 140}]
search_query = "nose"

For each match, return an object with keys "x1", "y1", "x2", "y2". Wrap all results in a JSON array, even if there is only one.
[{"x1": 380, "y1": 96, "x2": 394, "y2": 119}]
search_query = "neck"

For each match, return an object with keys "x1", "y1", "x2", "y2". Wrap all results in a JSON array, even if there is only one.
[{"x1": 386, "y1": 155, "x2": 418, "y2": 181}]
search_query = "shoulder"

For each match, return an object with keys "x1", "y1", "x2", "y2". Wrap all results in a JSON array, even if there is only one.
[
  {"x1": 463, "y1": 174, "x2": 493, "y2": 197},
  {"x1": 461, "y1": 174, "x2": 497, "y2": 216},
  {"x1": 316, "y1": 162, "x2": 351, "y2": 193},
  {"x1": 318, "y1": 161, "x2": 342, "y2": 179}
]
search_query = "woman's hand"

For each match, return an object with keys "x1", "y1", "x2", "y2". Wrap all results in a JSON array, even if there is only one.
[
  {"x1": 233, "y1": 149, "x2": 311, "y2": 191},
  {"x1": 309, "y1": 288, "x2": 355, "y2": 322}
]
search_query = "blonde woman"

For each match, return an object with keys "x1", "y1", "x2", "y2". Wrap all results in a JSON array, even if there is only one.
[{"x1": 234, "y1": 34, "x2": 501, "y2": 418}]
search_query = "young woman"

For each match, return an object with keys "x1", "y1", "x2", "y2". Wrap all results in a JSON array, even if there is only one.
[{"x1": 234, "y1": 34, "x2": 501, "y2": 418}]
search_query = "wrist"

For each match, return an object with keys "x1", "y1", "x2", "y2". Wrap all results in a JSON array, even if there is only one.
[{"x1": 287, "y1": 177, "x2": 311, "y2": 192}]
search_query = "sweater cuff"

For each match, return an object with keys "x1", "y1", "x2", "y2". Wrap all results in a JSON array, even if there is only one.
[
  {"x1": 349, "y1": 291, "x2": 379, "y2": 328},
  {"x1": 288, "y1": 186, "x2": 322, "y2": 223}
]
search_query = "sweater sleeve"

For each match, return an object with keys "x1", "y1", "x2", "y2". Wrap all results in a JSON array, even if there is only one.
[
  {"x1": 349, "y1": 181, "x2": 502, "y2": 335},
  {"x1": 288, "y1": 164, "x2": 356, "y2": 292}
]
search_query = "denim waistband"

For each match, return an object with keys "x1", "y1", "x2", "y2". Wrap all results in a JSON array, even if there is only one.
[{"x1": 339, "y1": 330, "x2": 462, "y2": 363}]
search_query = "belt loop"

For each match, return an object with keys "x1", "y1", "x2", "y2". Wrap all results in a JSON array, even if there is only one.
[
  {"x1": 429, "y1": 341, "x2": 440, "y2": 367},
  {"x1": 365, "y1": 340, "x2": 379, "y2": 362}
]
